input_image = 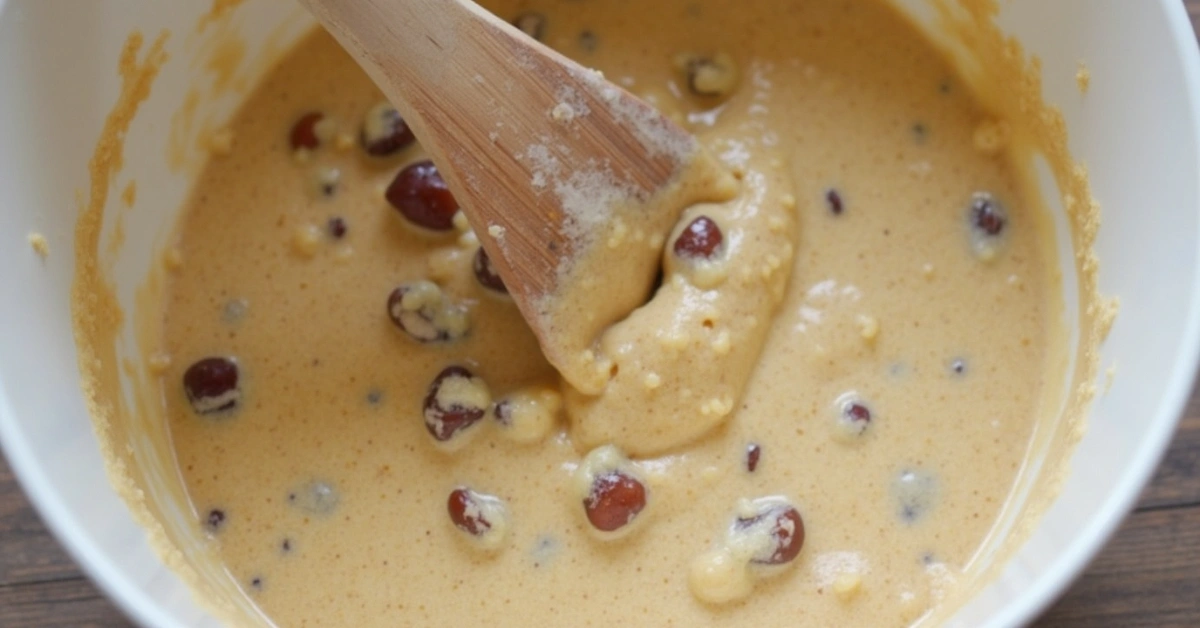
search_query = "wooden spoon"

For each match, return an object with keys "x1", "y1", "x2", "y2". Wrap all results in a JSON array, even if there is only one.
[{"x1": 300, "y1": 0, "x2": 731, "y2": 390}]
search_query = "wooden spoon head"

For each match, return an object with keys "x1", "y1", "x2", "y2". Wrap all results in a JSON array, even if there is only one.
[{"x1": 303, "y1": 0, "x2": 733, "y2": 388}]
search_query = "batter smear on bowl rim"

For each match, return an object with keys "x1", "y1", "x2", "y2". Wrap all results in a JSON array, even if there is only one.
[{"x1": 71, "y1": 0, "x2": 1117, "y2": 625}]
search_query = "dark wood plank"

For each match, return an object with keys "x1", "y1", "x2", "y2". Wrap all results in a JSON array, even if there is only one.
[
  {"x1": 1036, "y1": 506, "x2": 1200, "y2": 627},
  {"x1": 0, "y1": 457, "x2": 96, "y2": 587},
  {"x1": 0, "y1": 578, "x2": 132, "y2": 628},
  {"x1": 1138, "y1": 394, "x2": 1200, "y2": 509}
]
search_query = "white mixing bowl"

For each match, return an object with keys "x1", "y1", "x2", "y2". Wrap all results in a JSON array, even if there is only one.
[{"x1": 1, "y1": 0, "x2": 1198, "y2": 626}]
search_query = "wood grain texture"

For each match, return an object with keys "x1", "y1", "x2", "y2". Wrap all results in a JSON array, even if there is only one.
[
  {"x1": 0, "y1": 461, "x2": 90, "y2": 587},
  {"x1": 1138, "y1": 393, "x2": 1200, "y2": 510},
  {"x1": 2, "y1": 1, "x2": 1200, "y2": 626},
  {"x1": 1036, "y1": 507, "x2": 1200, "y2": 628},
  {"x1": 0, "y1": 578, "x2": 131, "y2": 628}
]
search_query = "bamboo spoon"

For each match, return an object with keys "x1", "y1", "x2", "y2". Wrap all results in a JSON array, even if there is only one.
[{"x1": 300, "y1": 0, "x2": 727, "y2": 389}]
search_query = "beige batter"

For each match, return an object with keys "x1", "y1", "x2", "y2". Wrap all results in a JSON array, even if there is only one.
[{"x1": 139, "y1": 0, "x2": 1069, "y2": 625}]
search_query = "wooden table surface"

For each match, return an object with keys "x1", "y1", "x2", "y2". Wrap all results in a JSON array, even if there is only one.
[{"x1": 4, "y1": 3, "x2": 1200, "y2": 626}]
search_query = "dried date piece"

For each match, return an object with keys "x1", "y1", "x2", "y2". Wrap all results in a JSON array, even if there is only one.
[
  {"x1": 674, "y1": 216, "x2": 724, "y2": 260},
  {"x1": 473, "y1": 247, "x2": 507, "y2": 294},
  {"x1": 387, "y1": 281, "x2": 469, "y2": 343},
  {"x1": 585, "y1": 471, "x2": 647, "y2": 532},
  {"x1": 733, "y1": 500, "x2": 805, "y2": 566},
  {"x1": 386, "y1": 160, "x2": 459, "y2": 232},
  {"x1": 423, "y1": 366, "x2": 492, "y2": 448},
  {"x1": 575, "y1": 445, "x2": 649, "y2": 536},
  {"x1": 447, "y1": 487, "x2": 510, "y2": 550},
  {"x1": 360, "y1": 102, "x2": 416, "y2": 157},
  {"x1": 289, "y1": 112, "x2": 326, "y2": 150},
  {"x1": 183, "y1": 357, "x2": 241, "y2": 415}
]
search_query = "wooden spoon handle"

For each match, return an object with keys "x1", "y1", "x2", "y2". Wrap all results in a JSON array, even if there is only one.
[{"x1": 300, "y1": 0, "x2": 495, "y2": 132}]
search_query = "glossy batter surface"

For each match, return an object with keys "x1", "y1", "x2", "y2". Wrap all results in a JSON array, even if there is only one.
[{"x1": 157, "y1": 1, "x2": 1060, "y2": 625}]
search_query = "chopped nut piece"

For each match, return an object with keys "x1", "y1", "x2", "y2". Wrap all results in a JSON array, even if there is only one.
[
  {"x1": 674, "y1": 52, "x2": 740, "y2": 98},
  {"x1": 387, "y1": 281, "x2": 470, "y2": 343},
  {"x1": 147, "y1": 352, "x2": 173, "y2": 374},
  {"x1": 27, "y1": 233, "x2": 49, "y2": 258},
  {"x1": 833, "y1": 572, "x2": 863, "y2": 601},
  {"x1": 711, "y1": 329, "x2": 732, "y2": 355},
  {"x1": 451, "y1": 210, "x2": 471, "y2": 233},
  {"x1": 512, "y1": 12, "x2": 546, "y2": 40},
  {"x1": 292, "y1": 224, "x2": 322, "y2": 258},
  {"x1": 689, "y1": 547, "x2": 754, "y2": 604},
  {"x1": 458, "y1": 230, "x2": 480, "y2": 249},
  {"x1": 700, "y1": 396, "x2": 734, "y2": 417},
  {"x1": 857, "y1": 315, "x2": 880, "y2": 341},
  {"x1": 427, "y1": 247, "x2": 468, "y2": 283},
  {"x1": 551, "y1": 102, "x2": 577, "y2": 122},
  {"x1": 493, "y1": 387, "x2": 561, "y2": 444}
]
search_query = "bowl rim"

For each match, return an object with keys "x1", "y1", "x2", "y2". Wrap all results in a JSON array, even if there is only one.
[
  {"x1": 0, "y1": 2, "x2": 194, "y2": 623},
  {"x1": 0, "y1": 1, "x2": 1198, "y2": 627},
  {"x1": 979, "y1": 0, "x2": 1200, "y2": 625}
]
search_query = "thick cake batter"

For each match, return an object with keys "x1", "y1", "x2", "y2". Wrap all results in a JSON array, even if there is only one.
[{"x1": 154, "y1": 0, "x2": 1063, "y2": 625}]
